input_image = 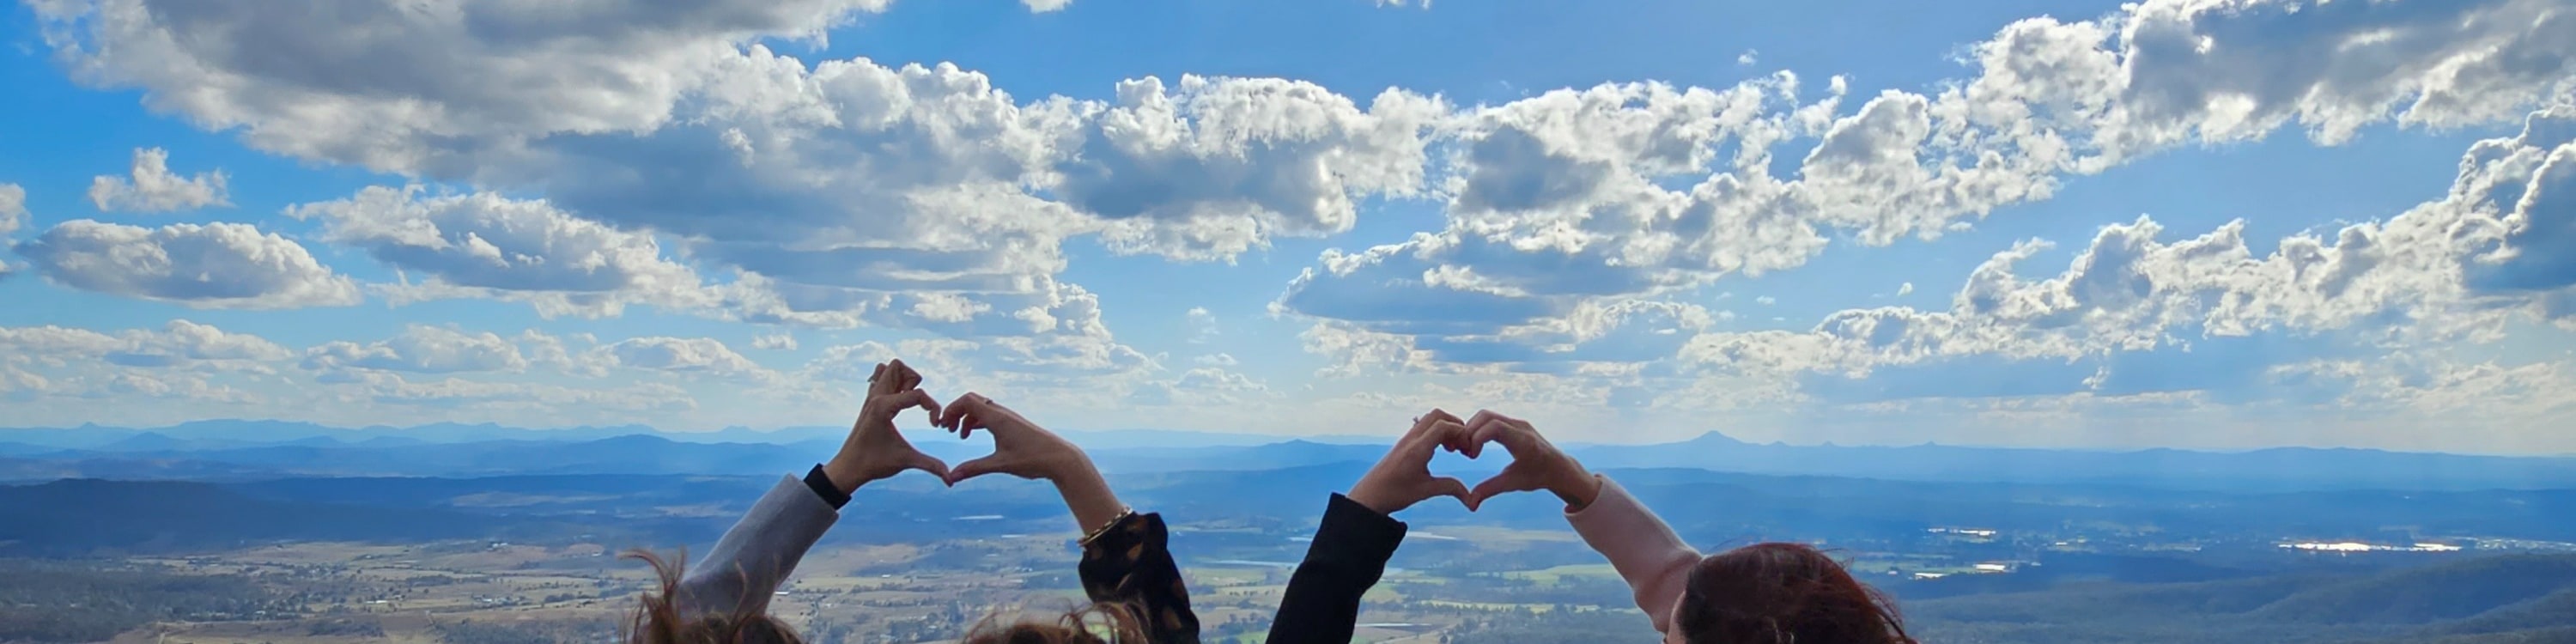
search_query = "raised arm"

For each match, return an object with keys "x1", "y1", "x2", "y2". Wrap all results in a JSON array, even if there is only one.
[
  {"x1": 1464, "y1": 410, "x2": 1699, "y2": 635},
  {"x1": 1567, "y1": 474, "x2": 1701, "y2": 635},
  {"x1": 674, "y1": 360, "x2": 949, "y2": 617},
  {"x1": 939, "y1": 392, "x2": 1200, "y2": 644},
  {"x1": 1268, "y1": 410, "x2": 1473, "y2": 644}
]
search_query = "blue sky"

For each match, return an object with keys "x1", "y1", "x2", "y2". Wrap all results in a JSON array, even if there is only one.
[{"x1": 2, "y1": 0, "x2": 2573, "y2": 453}]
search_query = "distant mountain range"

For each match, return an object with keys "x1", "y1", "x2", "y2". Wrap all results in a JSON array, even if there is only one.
[
  {"x1": 0, "y1": 420, "x2": 1387, "y2": 452},
  {"x1": 7, "y1": 420, "x2": 2576, "y2": 491}
]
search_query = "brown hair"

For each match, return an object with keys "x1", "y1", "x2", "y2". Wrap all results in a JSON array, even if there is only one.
[
  {"x1": 1674, "y1": 542, "x2": 1915, "y2": 644},
  {"x1": 957, "y1": 602, "x2": 1150, "y2": 643},
  {"x1": 623, "y1": 549, "x2": 1149, "y2": 644}
]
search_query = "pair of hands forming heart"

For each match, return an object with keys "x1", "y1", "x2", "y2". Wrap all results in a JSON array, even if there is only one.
[
  {"x1": 818, "y1": 359, "x2": 1094, "y2": 495},
  {"x1": 1343, "y1": 408, "x2": 1605, "y2": 515}
]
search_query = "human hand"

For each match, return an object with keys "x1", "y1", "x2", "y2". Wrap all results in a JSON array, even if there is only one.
[
  {"x1": 1345, "y1": 409, "x2": 1475, "y2": 515},
  {"x1": 936, "y1": 392, "x2": 1127, "y2": 533},
  {"x1": 1462, "y1": 410, "x2": 1601, "y2": 511},
  {"x1": 935, "y1": 392, "x2": 1094, "y2": 486},
  {"x1": 821, "y1": 359, "x2": 951, "y2": 494}
]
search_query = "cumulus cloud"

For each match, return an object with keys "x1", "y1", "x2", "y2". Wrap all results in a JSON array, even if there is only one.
[
  {"x1": 0, "y1": 319, "x2": 289, "y2": 407},
  {"x1": 1678, "y1": 105, "x2": 2576, "y2": 400},
  {"x1": 13, "y1": 220, "x2": 361, "y2": 308},
  {"x1": 303, "y1": 325, "x2": 532, "y2": 374},
  {"x1": 605, "y1": 337, "x2": 767, "y2": 378},
  {"x1": 28, "y1": 0, "x2": 1465, "y2": 354},
  {"x1": 1067, "y1": 77, "x2": 1448, "y2": 260},
  {"x1": 1279, "y1": 0, "x2": 2576, "y2": 364},
  {"x1": 1127, "y1": 367, "x2": 1269, "y2": 406},
  {"x1": 0, "y1": 183, "x2": 26, "y2": 236},
  {"x1": 751, "y1": 332, "x2": 799, "y2": 350},
  {"x1": 286, "y1": 185, "x2": 709, "y2": 318},
  {"x1": 0, "y1": 183, "x2": 23, "y2": 278},
  {"x1": 32, "y1": 0, "x2": 903, "y2": 174},
  {"x1": 320, "y1": 370, "x2": 695, "y2": 413},
  {"x1": 2, "y1": 319, "x2": 289, "y2": 368},
  {"x1": 87, "y1": 148, "x2": 228, "y2": 212},
  {"x1": 724, "y1": 274, "x2": 1152, "y2": 377},
  {"x1": 1185, "y1": 307, "x2": 1218, "y2": 343}
]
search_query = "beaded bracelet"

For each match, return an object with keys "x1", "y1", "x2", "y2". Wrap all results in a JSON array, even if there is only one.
[{"x1": 1079, "y1": 507, "x2": 1137, "y2": 546}]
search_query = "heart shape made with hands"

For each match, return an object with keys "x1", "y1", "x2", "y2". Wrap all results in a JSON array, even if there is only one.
[
  {"x1": 926, "y1": 391, "x2": 1093, "y2": 488},
  {"x1": 1349, "y1": 408, "x2": 1586, "y2": 514},
  {"x1": 1455, "y1": 409, "x2": 1591, "y2": 511},
  {"x1": 829, "y1": 360, "x2": 955, "y2": 487}
]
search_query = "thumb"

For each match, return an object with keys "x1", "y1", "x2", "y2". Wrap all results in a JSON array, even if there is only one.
[
  {"x1": 1424, "y1": 477, "x2": 1471, "y2": 510},
  {"x1": 945, "y1": 455, "x2": 1005, "y2": 487},
  {"x1": 905, "y1": 451, "x2": 951, "y2": 483},
  {"x1": 1468, "y1": 466, "x2": 1538, "y2": 507}
]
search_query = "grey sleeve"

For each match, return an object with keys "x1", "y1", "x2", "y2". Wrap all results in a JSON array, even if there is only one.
[{"x1": 672, "y1": 474, "x2": 841, "y2": 617}]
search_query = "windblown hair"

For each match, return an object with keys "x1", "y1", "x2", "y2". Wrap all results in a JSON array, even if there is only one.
[
  {"x1": 624, "y1": 550, "x2": 805, "y2": 644},
  {"x1": 623, "y1": 549, "x2": 1148, "y2": 644},
  {"x1": 957, "y1": 602, "x2": 1150, "y2": 643},
  {"x1": 1674, "y1": 542, "x2": 1916, "y2": 644}
]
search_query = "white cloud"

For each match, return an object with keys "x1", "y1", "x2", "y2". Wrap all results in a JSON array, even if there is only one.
[
  {"x1": 0, "y1": 183, "x2": 26, "y2": 236},
  {"x1": 286, "y1": 185, "x2": 710, "y2": 318},
  {"x1": 87, "y1": 147, "x2": 228, "y2": 212},
  {"x1": 1185, "y1": 307, "x2": 1218, "y2": 343},
  {"x1": 303, "y1": 325, "x2": 532, "y2": 374},
  {"x1": 1022, "y1": 0, "x2": 1071, "y2": 13},
  {"x1": 1737, "y1": 50, "x2": 1758, "y2": 66},
  {"x1": 1127, "y1": 366, "x2": 1269, "y2": 406},
  {"x1": 1069, "y1": 77, "x2": 1449, "y2": 261},
  {"x1": 12, "y1": 220, "x2": 362, "y2": 308},
  {"x1": 605, "y1": 337, "x2": 767, "y2": 378},
  {"x1": 751, "y1": 332, "x2": 799, "y2": 350},
  {"x1": 1896, "y1": 282, "x2": 1914, "y2": 296},
  {"x1": 1276, "y1": 0, "x2": 2576, "y2": 368},
  {"x1": 2, "y1": 319, "x2": 289, "y2": 368},
  {"x1": 0, "y1": 319, "x2": 289, "y2": 407},
  {"x1": 1677, "y1": 105, "x2": 2576, "y2": 398},
  {"x1": 1194, "y1": 352, "x2": 1236, "y2": 367},
  {"x1": 31, "y1": 0, "x2": 903, "y2": 175},
  {"x1": 320, "y1": 370, "x2": 695, "y2": 413},
  {"x1": 28, "y1": 0, "x2": 1465, "y2": 354}
]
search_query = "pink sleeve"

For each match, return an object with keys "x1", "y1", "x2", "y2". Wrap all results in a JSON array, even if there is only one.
[{"x1": 1565, "y1": 474, "x2": 1700, "y2": 635}]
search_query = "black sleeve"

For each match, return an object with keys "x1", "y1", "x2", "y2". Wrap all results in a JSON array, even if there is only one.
[
  {"x1": 1078, "y1": 512, "x2": 1200, "y2": 644},
  {"x1": 1267, "y1": 494, "x2": 1408, "y2": 644},
  {"x1": 800, "y1": 464, "x2": 852, "y2": 509}
]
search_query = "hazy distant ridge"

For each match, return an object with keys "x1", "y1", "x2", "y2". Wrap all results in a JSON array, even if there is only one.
[{"x1": 9, "y1": 420, "x2": 2576, "y2": 491}]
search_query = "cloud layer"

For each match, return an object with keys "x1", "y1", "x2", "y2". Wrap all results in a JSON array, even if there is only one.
[{"x1": 8, "y1": 0, "x2": 2574, "y2": 449}]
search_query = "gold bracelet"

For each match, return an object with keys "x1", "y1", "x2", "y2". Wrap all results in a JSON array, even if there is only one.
[{"x1": 1079, "y1": 507, "x2": 1136, "y2": 546}]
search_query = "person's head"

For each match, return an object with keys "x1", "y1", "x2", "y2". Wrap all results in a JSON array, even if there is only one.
[
  {"x1": 624, "y1": 550, "x2": 1147, "y2": 644},
  {"x1": 1671, "y1": 542, "x2": 1914, "y2": 644}
]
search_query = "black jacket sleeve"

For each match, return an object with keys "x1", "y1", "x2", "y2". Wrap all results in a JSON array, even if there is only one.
[
  {"x1": 1266, "y1": 494, "x2": 1409, "y2": 644},
  {"x1": 1078, "y1": 512, "x2": 1200, "y2": 644}
]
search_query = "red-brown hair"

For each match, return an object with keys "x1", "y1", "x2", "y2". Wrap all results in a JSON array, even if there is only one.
[{"x1": 1674, "y1": 543, "x2": 1915, "y2": 644}]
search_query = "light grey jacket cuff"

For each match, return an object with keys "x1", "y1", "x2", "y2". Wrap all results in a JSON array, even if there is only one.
[{"x1": 674, "y1": 474, "x2": 841, "y2": 617}]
